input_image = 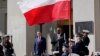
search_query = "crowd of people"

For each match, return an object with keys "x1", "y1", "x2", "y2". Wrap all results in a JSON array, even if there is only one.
[
  {"x1": 0, "y1": 27, "x2": 90, "y2": 56},
  {"x1": 0, "y1": 35, "x2": 15, "y2": 56},
  {"x1": 33, "y1": 27, "x2": 90, "y2": 56}
]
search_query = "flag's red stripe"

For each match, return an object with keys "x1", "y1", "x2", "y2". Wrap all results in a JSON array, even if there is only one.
[
  {"x1": 24, "y1": 1, "x2": 71, "y2": 26},
  {"x1": 52, "y1": 1, "x2": 71, "y2": 20},
  {"x1": 24, "y1": 5, "x2": 53, "y2": 26}
]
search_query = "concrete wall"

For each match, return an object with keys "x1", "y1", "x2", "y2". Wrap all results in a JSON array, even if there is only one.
[
  {"x1": 73, "y1": 0, "x2": 94, "y2": 22},
  {"x1": 7, "y1": 0, "x2": 57, "y2": 56},
  {"x1": 0, "y1": 0, "x2": 7, "y2": 8},
  {"x1": 94, "y1": 0, "x2": 100, "y2": 52},
  {"x1": 42, "y1": 22, "x2": 57, "y2": 55},
  {"x1": 73, "y1": 0, "x2": 95, "y2": 55},
  {"x1": 0, "y1": 0, "x2": 7, "y2": 35},
  {"x1": 0, "y1": 13, "x2": 6, "y2": 35},
  {"x1": 25, "y1": 21, "x2": 58, "y2": 56},
  {"x1": 26, "y1": 25, "x2": 36, "y2": 56},
  {"x1": 7, "y1": 0, "x2": 100, "y2": 56},
  {"x1": 7, "y1": 0, "x2": 26, "y2": 56}
]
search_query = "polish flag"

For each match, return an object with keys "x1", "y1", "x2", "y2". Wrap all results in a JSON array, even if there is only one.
[{"x1": 18, "y1": 0, "x2": 71, "y2": 26}]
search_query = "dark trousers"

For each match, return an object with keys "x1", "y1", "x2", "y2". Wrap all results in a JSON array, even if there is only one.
[
  {"x1": 5, "y1": 49, "x2": 13, "y2": 56},
  {"x1": 35, "y1": 55, "x2": 41, "y2": 56},
  {"x1": 35, "y1": 54, "x2": 42, "y2": 56},
  {"x1": 0, "y1": 53, "x2": 4, "y2": 56}
]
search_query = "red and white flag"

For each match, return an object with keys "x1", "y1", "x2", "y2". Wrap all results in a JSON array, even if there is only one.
[{"x1": 18, "y1": 0, "x2": 71, "y2": 26}]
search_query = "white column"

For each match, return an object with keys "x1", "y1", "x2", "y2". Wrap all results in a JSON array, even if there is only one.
[
  {"x1": 94, "y1": 0, "x2": 100, "y2": 52},
  {"x1": 7, "y1": 0, "x2": 26, "y2": 56},
  {"x1": 73, "y1": 0, "x2": 95, "y2": 55}
]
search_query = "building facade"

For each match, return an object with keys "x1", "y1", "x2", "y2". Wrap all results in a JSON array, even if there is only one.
[{"x1": 0, "y1": 0, "x2": 99, "y2": 56}]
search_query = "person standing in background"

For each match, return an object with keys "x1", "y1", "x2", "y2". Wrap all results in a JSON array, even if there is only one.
[
  {"x1": 81, "y1": 30, "x2": 90, "y2": 55},
  {"x1": 51, "y1": 27, "x2": 65, "y2": 56},
  {"x1": 73, "y1": 33, "x2": 85, "y2": 56},
  {"x1": 82, "y1": 30, "x2": 90, "y2": 46},
  {"x1": 34, "y1": 32, "x2": 46, "y2": 56},
  {"x1": 3, "y1": 35, "x2": 14, "y2": 56},
  {"x1": 0, "y1": 36, "x2": 4, "y2": 56}
]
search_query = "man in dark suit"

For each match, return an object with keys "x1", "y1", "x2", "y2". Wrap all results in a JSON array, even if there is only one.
[
  {"x1": 51, "y1": 27, "x2": 65, "y2": 56},
  {"x1": 72, "y1": 33, "x2": 85, "y2": 56},
  {"x1": 3, "y1": 35, "x2": 14, "y2": 56},
  {"x1": 82, "y1": 30, "x2": 90, "y2": 46},
  {"x1": 81, "y1": 30, "x2": 90, "y2": 55},
  {"x1": 0, "y1": 36, "x2": 4, "y2": 56},
  {"x1": 34, "y1": 32, "x2": 46, "y2": 56}
]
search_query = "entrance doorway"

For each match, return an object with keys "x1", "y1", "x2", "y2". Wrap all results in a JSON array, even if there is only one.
[
  {"x1": 62, "y1": 25, "x2": 73, "y2": 41},
  {"x1": 57, "y1": 20, "x2": 73, "y2": 43}
]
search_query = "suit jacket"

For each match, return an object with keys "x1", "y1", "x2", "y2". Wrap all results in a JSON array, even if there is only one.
[
  {"x1": 0, "y1": 45, "x2": 4, "y2": 56},
  {"x1": 34, "y1": 37, "x2": 46, "y2": 55},
  {"x1": 83, "y1": 36, "x2": 90, "y2": 46},
  {"x1": 72, "y1": 40, "x2": 85, "y2": 56},
  {"x1": 51, "y1": 33, "x2": 65, "y2": 55}
]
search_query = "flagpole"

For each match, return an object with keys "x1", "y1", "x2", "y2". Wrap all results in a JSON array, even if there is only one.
[
  {"x1": 69, "y1": 0, "x2": 72, "y2": 56},
  {"x1": 69, "y1": 12, "x2": 71, "y2": 56},
  {"x1": 67, "y1": 0, "x2": 72, "y2": 41}
]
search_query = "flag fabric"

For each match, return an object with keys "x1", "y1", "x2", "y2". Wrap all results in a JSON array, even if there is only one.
[{"x1": 17, "y1": 0, "x2": 71, "y2": 26}]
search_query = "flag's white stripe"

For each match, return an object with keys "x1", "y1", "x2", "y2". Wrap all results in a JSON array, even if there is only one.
[{"x1": 17, "y1": 0, "x2": 68, "y2": 13}]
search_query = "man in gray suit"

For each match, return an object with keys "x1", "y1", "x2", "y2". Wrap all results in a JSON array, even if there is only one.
[{"x1": 51, "y1": 27, "x2": 65, "y2": 56}]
